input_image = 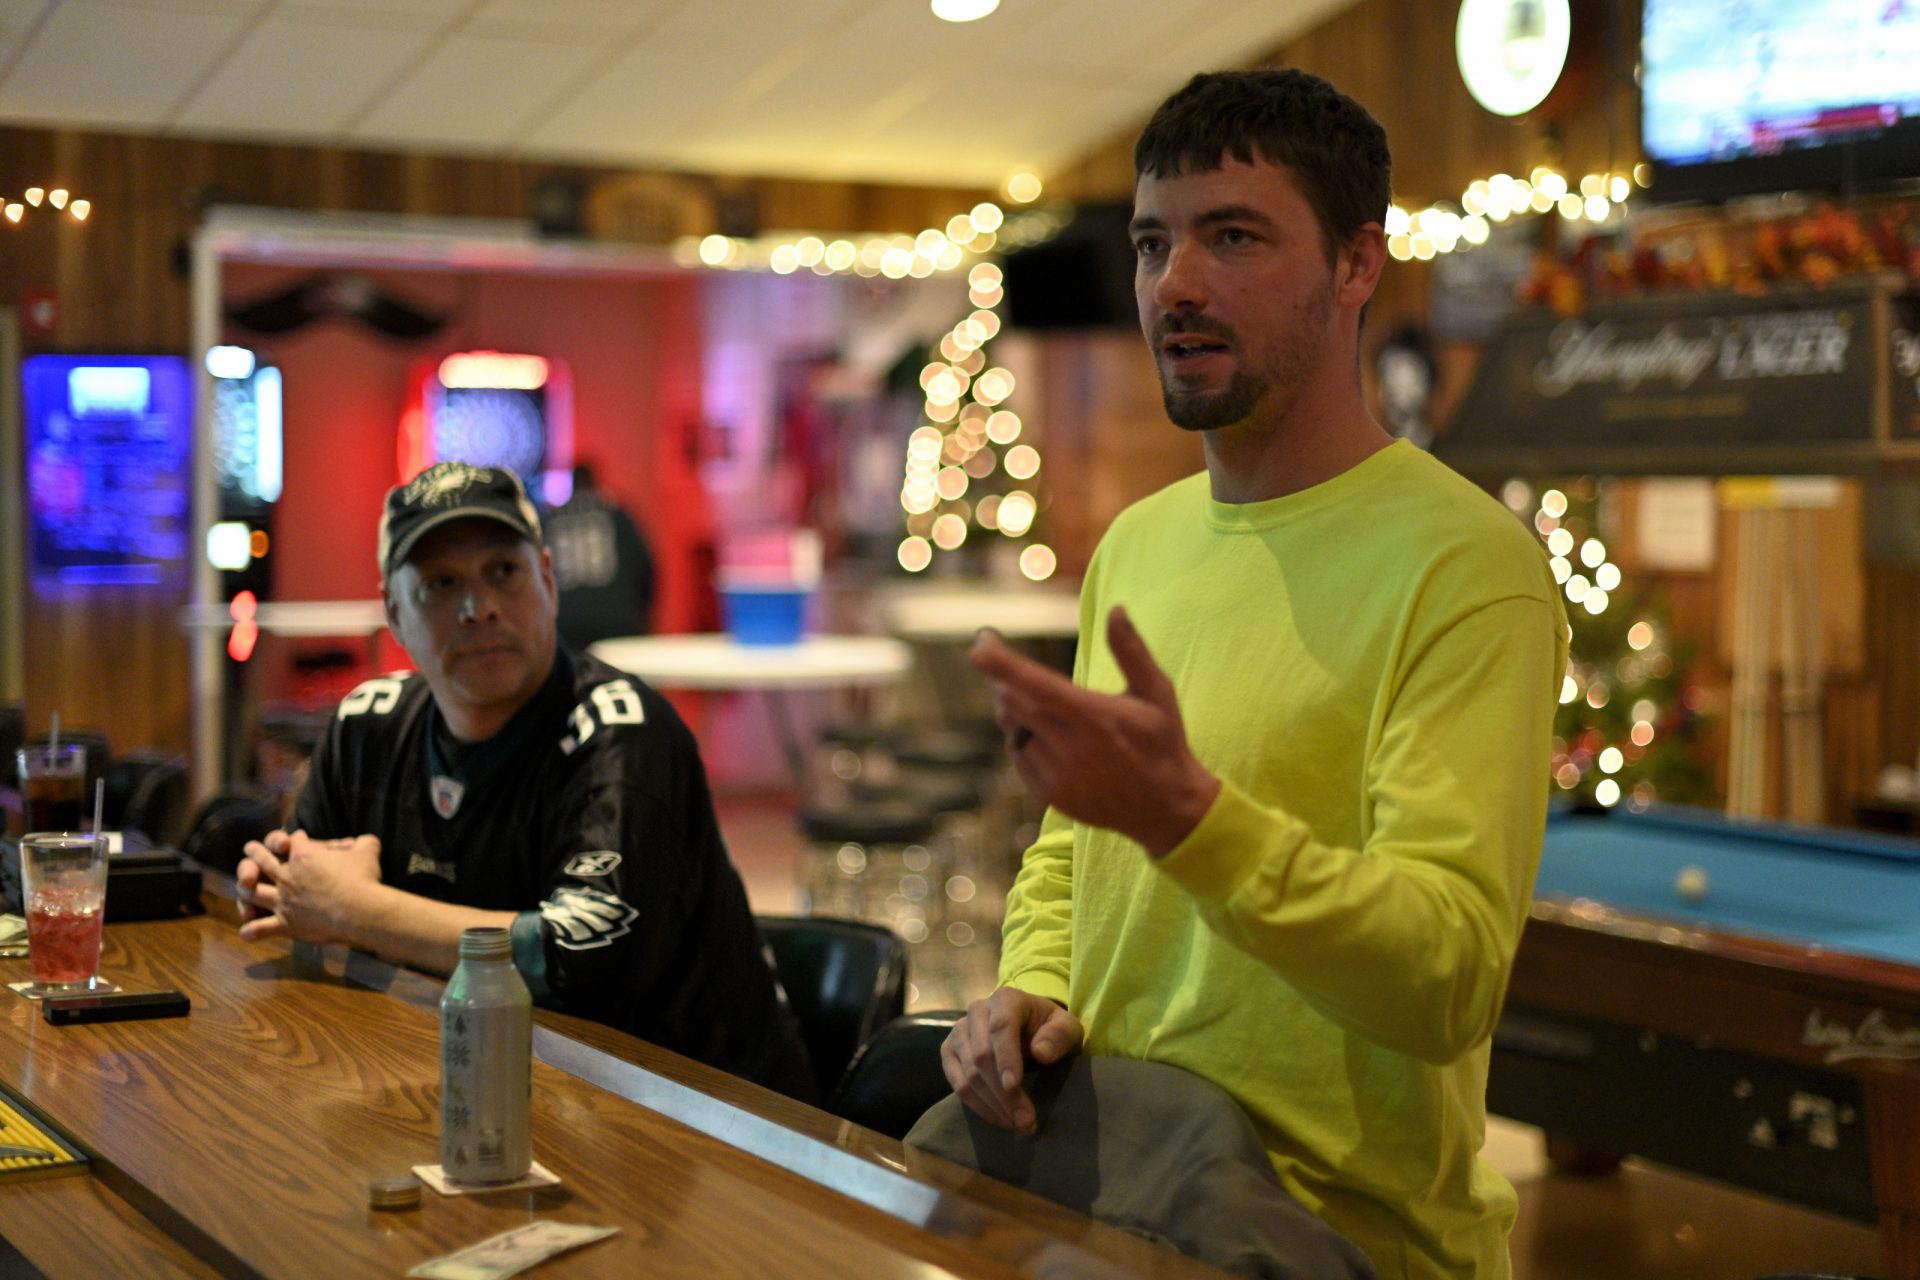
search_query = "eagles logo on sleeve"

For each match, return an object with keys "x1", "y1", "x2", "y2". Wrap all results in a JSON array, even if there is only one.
[{"x1": 538, "y1": 886, "x2": 638, "y2": 950}]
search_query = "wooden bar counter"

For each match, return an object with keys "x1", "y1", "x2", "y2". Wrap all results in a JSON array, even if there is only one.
[{"x1": 0, "y1": 886, "x2": 1224, "y2": 1279}]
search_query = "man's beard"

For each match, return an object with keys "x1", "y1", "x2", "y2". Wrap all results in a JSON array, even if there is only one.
[
  {"x1": 1153, "y1": 285, "x2": 1333, "y2": 435},
  {"x1": 1160, "y1": 371, "x2": 1263, "y2": 432}
]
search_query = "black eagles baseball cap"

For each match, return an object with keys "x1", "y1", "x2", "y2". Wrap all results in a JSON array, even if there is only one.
[{"x1": 377, "y1": 461, "x2": 543, "y2": 582}]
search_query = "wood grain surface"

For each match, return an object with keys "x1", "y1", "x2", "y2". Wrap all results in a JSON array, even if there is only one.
[
  {"x1": 0, "y1": 1173, "x2": 225, "y2": 1279},
  {"x1": 1508, "y1": 901, "x2": 1920, "y2": 1277},
  {"x1": 0, "y1": 890, "x2": 1227, "y2": 1279}
]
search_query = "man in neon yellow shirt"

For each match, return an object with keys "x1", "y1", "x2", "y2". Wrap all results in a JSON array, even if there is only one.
[{"x1": 942, "y1": 69, "x2": 1567, "y2": 1279}]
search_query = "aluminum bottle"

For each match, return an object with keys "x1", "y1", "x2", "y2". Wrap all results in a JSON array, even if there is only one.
[{"x1": 440, "y1": 926, "x2": 532, "y2": 1183}]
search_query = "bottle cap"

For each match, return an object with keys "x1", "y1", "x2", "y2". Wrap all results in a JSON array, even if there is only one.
[
  {"x1": 367, "y1": 1174, "x2": 423, "y2": 1210},
  {"x1": 458, "y1": 926, "x2": 512, "y2": 960}
]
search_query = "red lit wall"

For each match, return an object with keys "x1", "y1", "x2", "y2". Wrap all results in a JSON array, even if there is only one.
[{"x1": 221, "y1": 263, "x2": 707, "y2": 692}]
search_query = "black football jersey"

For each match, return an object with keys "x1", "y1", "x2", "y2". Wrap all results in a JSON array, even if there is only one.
[{"x1": 294, "y1": 649, "x2": 813, "y2": 1099}]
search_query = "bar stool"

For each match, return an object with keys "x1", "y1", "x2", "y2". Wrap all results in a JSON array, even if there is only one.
[
  {"x1": 814, "y1": 717, "x2": 892, "y2": 788},
  {"x1": 885, "y1": 725, "x2": 1025, "y2": 902},
  {"x1": 796, "y1": 794, "x2": 993, "y2": 1007},
  {"x1": 847, "y1": 775, "x2": 999, "y2": 926},
  {"x1": 796, "y1": 796, "x2": 940, "y2": 931}
]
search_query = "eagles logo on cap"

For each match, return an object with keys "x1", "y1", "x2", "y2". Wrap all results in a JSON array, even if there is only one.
[
  {"x1": 407, "y1": 464, "x2": 490, "y2": 507},
  {"x1": 378, "y1": 461, "x2": 543, "y2": 581}
]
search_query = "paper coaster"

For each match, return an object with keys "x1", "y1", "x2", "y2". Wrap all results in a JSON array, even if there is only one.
[
  {"x1": 8, "y1": 981, "x2": 120, "y2": 1001},
  {"x1": 412, "y1": 1160, "x2": 560, "y2": 1196}
]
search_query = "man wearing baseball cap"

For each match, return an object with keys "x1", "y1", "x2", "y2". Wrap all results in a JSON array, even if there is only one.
[{"x1": 235, "y1": 461, "x2": 814, "y2": 1099}]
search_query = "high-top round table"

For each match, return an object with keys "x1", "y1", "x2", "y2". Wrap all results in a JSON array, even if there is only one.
[
  {"x1": 590, "y1": 634, "x2": 911, "y2": 690},
  {"x1": 880, "y1": 588, "x2": 1080, "y2": 642},
  {"x1": 877, "y1": 587, "x2": 1079, "y2": 728}
]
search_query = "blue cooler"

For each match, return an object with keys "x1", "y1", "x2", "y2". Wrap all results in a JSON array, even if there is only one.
[{"x1": 720, "y1": 584, "x2": 811, "y2": 645}]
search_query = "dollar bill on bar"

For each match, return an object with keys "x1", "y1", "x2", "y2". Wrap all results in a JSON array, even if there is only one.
[{"x1": 407, "y1": 1221, "x2": 618, "y2": 1280}]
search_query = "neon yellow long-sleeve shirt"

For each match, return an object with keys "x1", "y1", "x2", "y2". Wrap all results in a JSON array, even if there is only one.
[{"x1": 999, "y1": 440, "x2": 1568, "y2": 1280}]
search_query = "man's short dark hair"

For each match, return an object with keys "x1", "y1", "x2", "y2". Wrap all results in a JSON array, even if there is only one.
[{"x1": 1134, "y1": 68, "x2": 1392, "y2": 265}]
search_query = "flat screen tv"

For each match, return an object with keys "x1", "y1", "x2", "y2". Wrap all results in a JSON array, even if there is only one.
[
  {"x1": 21, "y1": 355, "x2": 193, "y2": 590},
  {"x1": 1001, "y1": 202, "x2": 1138, "y2": 331},
  {"x1": 1641, "y1": 0, "x2": 1920, "y2": 203}
]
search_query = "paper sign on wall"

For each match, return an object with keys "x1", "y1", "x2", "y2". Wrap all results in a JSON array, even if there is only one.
[{"x1": 1635, "y1": 478, "x2": 1717, "y2": 572}]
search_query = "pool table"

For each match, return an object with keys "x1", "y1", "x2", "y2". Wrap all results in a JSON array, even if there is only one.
[{"x1": 1491, "y1": 805, "x2": 1920, "y2": 1277}]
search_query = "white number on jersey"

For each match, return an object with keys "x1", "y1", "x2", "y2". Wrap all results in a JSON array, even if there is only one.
[
  {"x1": 559, "y1": 678, "x2": 646, "y2": 755},
  {"x1": 338, "y1": 677, "x2": 406, "y2": 718},
  {"x1": 591, "y1": 679, "x2": 645, "y2": 726}
]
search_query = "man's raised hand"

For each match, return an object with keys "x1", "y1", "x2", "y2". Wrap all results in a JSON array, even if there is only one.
[{"x1": 969, "y1": 605, "x2": 1219, "y2": 856}]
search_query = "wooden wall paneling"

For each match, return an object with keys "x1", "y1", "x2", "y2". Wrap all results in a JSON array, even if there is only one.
[
  {"x1": 1049, "y1": 0, "x2": 1639, "y2": 206},
  {"x1": 1867, "y1": 565, "x2": 1920, "y2": 776},
  {"x1": 12, "y1": 132, "x2": 196, "y2": 756},
  {"x1": 1029, "y1": 331, "x2": 1203, "y2": 578},
  {"x1": 1824, "y1": 675, "x2": 1881, "y2": 826},
  {"x1": 1864, "y1": 1071, "x2": 1920, "y2": 1270}
]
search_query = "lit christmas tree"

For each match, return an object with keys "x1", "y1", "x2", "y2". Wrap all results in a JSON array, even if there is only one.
[
  {"x1": 1504, "y1": 478, "x2": 1714, "y2": 809},
  {"x1": 895, "y1": 259, "x2": 1056, "y2": 583}
]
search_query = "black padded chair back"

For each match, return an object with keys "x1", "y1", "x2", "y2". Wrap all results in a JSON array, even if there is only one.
[
  {"x1": 180, "y1": 784, "x2": 280, "y2": 875},
  {"x1": 0, "y1": 706, "x2": 23, "y2": 765},
  {"x1": 757, "y1": 916, "x2": 908, "y2": 1102},
  {"x1": 828, "y1": 1010, "x2": 962, "y2": 1140},
  {"x1": 103, "y1": 750, "x2": 191, "y2": 846}
]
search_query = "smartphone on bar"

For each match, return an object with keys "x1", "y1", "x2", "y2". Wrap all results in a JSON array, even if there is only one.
[{"x1": 42, "y1": 990, "x2": 191, "y2": 1025}]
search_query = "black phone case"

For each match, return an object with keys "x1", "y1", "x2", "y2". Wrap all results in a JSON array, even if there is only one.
[{"x1": 42, "y1": 991, "x2": 190, "y2": 1024}]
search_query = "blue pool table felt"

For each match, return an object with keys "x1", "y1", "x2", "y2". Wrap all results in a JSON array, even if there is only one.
[{"x1": 1535, "y1": 806, "x2": 1920, "y2": 968}]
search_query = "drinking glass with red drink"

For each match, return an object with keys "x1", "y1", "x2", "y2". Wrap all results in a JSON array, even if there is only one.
[
  {"x1": 21, "y1": 833, "x2": 107, "y2": 994},
  {"x1": 16, "y1": 744, "x2": 86, "y2": 835}
]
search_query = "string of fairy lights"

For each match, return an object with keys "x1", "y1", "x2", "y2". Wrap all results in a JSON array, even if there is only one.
[
  {"x1": 1385, "y1": 161, "x2": 1650, "y2": 262},
  {"x1": 0, "y1": 185, "x2": 91, "y2": 224}
]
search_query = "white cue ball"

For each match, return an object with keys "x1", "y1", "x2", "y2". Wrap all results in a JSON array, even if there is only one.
[{"x1": 1674, "y1": 865, "x2": 1710, "y2": 904}]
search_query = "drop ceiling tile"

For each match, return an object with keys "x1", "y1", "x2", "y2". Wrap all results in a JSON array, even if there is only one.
[
  {"x1": 693, "y1": 0, "x2": 1048, "y2": 135},
  {"x1": 990, "y1": 0, "x2": 1193, "y2": 80},
  {"x1": 471, "y1": 0, "x2": 669, "y2": 32},
  {"x1": 723, "y1": 57, "x2": 943, "y2": 129},
  {"x1": 871, "y1": 76, "x2": 1151, "y2": 174},
  {"x1": 0, "y1": 0, "x2": 1365, "y2": 186},
  {"x1": 172, "y1": 14, "x2": 440, "y2": 136},
  {"x1": 1149, "y1": 0, "x2": 1353, "y2": 71},
  {"x1": 93, "y1": 0, "x2": 269, "y2": 12},
  {"x1": 0, "y1": 1, "x2": 50, "y2": 69},
  {"x1": 289, "y1": 0, "x2": 472, "y2": 14},
  {"x1": 645, "y1": 0, "x2": 869, "y2": 52},
  {"x1": 277, "y1": 2, "x2": 454, "y2": 28},
  {"x1": 351, "y1": 32, "x2": 607, "y2": 151},
  {"x1": 514, "y1": 36, "x2": 734, "y2": 159},
  {"x1": 0, "y1": 0, "x2": 253, "y2": 125},
  {"x1": 816, "y1": 0, "x2": 1045, "y2": 70}
]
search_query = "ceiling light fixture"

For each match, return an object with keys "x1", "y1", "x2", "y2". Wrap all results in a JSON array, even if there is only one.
[
  {"x1": 931, "y1": 0, "x2": 998, "y2": 22},
  {"x1": 1456, "y1": 0, "x2": 1570, "y2": 117}
]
